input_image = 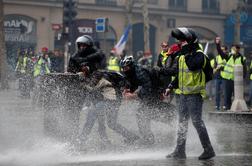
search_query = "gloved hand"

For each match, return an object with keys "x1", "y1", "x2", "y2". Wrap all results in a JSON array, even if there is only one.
[
  {"x1": 164, "y1": 88, "x2": 172, "y2": 96},
  {"x1": 80, "y1": 65, "x2": 90, "y2": 77},
  {"x1": 122, "y1": 89, "x2": 137, "y2": 100}
]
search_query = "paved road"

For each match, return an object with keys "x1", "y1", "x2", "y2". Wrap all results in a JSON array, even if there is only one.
[{"x1": 0, "y1": 82, "x2": 252, "y2": 166}]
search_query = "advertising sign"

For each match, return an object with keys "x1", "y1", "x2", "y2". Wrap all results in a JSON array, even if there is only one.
[{"x1": 4, "y1": 14, "x2": 37, "y2": 70}]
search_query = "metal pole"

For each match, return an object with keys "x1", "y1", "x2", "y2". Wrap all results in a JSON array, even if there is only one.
[
  {"x1": 143, "y1": 0, "x2": 150, "y2": 53},
  {"x1": 125, "y1": 0, "x2": 134, "y2": 55},
  {"x1": 64, "y1": 25, "x2": 69, "y2": 73},
  {"x1": 234, "y1": 4, "x2": 240, "y2": 45}
]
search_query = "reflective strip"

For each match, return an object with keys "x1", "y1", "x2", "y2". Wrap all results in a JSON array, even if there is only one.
[{"x1": 181, "y1": 86, "x2": 205, "y2": 93}]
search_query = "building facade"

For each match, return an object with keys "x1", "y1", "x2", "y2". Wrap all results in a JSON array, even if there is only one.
[{"x1": 3, "y1": 0, "x2": 240, "y2": 70}]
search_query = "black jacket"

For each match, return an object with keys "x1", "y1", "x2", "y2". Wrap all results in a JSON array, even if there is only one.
[
  {"x1": 125, "y1": 64, "x2": 160, "y2": 103},
  {"x1": 67, "y1": 47, "x2": 106, "y2": 73}
]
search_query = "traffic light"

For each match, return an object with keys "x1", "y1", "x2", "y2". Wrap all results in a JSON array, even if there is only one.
[{"x1": 63, "y1": 0, "x2": 77, "y2": 28}]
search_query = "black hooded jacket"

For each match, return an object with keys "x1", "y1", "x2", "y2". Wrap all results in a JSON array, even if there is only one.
[{"x1": 67, "y1": 47, "x2": 106, "y2": 73}]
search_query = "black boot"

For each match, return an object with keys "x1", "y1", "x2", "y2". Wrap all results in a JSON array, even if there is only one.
[{"x1": 198, "y1": 147, "x2": 215, "y2": 160}]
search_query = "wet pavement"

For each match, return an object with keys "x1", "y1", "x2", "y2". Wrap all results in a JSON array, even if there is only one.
[{"x1": 0, "y1": 82, "x2": 252, "y2": 166}]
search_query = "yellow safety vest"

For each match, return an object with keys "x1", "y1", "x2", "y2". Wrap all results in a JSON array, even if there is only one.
[
  {"x1": 178, "y1": 50, "x2": 206, "y2": 98},
  {"x1": 216, "y1": 55, "x2": 226, "y2": 67},
  {"x1": 34, "y1": 58, "x2": 50, "y2": 77},
  {"x1": 210, "y1": 59, "x2": 215, "y2": 68},
  {"x1": 107, "y1": 56, "x2": 120, "y2": 72},
  {"x1": 160, "y1": 51, "x2": 169, "y2": 66},
  {"x1": 221, "y1": 55, "x2": 243, "y2": 81},
  {"x1": 15, "y1": 56, "x2": 27, "y2": 74}
]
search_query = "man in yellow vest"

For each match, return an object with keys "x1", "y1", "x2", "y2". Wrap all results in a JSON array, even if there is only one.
[
  {"x1": 34, "y1": 47, "x2": 51, "y2": 77},
  {"x1": 165, "y1": 27, "x2": 215, "y2": 160},
  {"x1": 157, "y1": 42, "x2": 169, "y2": 67},
  {"x1": 107, "y1": 49, "x2": 120, "y2": 72},
  {"x1": 216, "y1": 37, "x2": 247, "y2": 110},
  {"x1": 214, "y1": 39, "x2": 228, "y2": 111},
  {"x1": 15, "y1": 48, "x2": 28, "y2": 97}
]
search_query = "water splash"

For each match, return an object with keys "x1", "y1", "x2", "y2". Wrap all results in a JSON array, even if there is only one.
[{"x1": 0, "y1": 138, "x2": 76, "y2": 166}]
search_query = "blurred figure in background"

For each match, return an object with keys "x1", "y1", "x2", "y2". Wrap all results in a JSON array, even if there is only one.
[
  {"x1": 216, "y1": 37, "x2": 247, "y2": 110},
  {"x1": 213, "y1": 40, "x2": 228, "y2": 111},
  {"x1": 138, "y1": 50, "x2": 152, "y2": 68},
  {"x1": 107, "y1": 48, "x2": 120, "y2": 72},
  {"x1": 247, "y1": 51, "x2": 252, "y2": 110},
  {"x1": 33, "y1": 47, "x2": 51, "y2": 77},
  {"x1": 50, "y1": 49, "x2": 64, "y2": 73},
  {"x1": 157, "y1": 42, "x2": 169, "y2": 68},
  {"x1": 15, "y1": 48, "x2": 35, "y2": 98},
  {"x1": 206, "y1": 52, "x2": 216, "y2": 101}
]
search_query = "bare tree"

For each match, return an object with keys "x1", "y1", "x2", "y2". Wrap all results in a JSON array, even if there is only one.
[
  {"x1": 143, "y1": 0, "x2": 150, "y2": 53},
  {"x1": 125, "y1": 0, "x2": 134, "y2": 55},
  {"x1": 0, "y1": 0, "x2": 9, "y2": 89}
]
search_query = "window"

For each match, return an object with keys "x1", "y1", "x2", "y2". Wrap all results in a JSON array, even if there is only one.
[
  {"x1": 202, "y1": 0, "x2": 219, "y2": 13},
  {"x1": 245, "y1": 0, "x2": 252, "y2": 5},
  {"x1": 95, "y1": 0, "x2": 117, "y2": 6},
  {"x1": 169, "y1": 0, "x2": 187, "y2": 11}
]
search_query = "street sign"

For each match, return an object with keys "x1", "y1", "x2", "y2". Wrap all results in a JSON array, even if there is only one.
[{"x1": 95, "y1": 17, "x2": 108, "y2": 32}]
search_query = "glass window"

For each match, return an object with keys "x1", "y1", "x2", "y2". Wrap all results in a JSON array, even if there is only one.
[
  {"x1": 95, "y1": 0, "x2": 117, "y2": 6},
  {"x1": 246, "y1": 0, "x2": 252, "y2": 5},
  {"x1": 169, "y1": 0, "x2": 186, "y2": 11},
  {"x1": 135, "y1": 0, "x2": 158, "y2": 4},
  {"x1": 202, "y1": 0, "x2": 219, "y2": 13}
]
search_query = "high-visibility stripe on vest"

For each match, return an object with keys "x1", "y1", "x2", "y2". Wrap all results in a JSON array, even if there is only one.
[
  {"x1": 178, "y1": 49, "x2": 206, "y2": 98},
  {"x1": 221, "y1": 55, "x2": 243, "y2": 80},
  {"x1": 107, "y1": 57, "x2": 120, "y2": 72},
  {"x1": 34, "y1": 58, "x2": 50, "y2": 77},
  {"x1": 160, "y1": 51, "x2": 169, "y2": 66}
]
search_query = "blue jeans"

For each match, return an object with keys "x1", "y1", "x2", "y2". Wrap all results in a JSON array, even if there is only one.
[
  {"x1": 215, "y1": 78, "x2": 223, "y2": 110},
  {"x1": 175, "y1": 94, "x2": 213, "y2": 153},
  {"x1": 80, "y1": 101, "x2": 110, "y2": 143}
]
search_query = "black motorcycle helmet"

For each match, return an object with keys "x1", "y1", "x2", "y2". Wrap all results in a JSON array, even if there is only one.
[
  {"x1": 171, "y1": 27, "x2": 199, "y2": 53},
  {"x1": 171, "y1": 27, "x2": 198, "y2": 44}
]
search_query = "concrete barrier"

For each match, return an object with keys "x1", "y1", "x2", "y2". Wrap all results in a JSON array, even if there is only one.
[{"x1": 230, "y1": 65, "x2": 249, "y2": 112}]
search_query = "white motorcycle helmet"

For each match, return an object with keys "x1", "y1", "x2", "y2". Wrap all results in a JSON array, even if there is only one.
[{"x1": 76, "y1": 35, "x2": 94, "y2": 51}]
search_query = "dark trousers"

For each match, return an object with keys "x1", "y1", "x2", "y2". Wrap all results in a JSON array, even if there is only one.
[
  {"x1": 175, "y1": 94, "x2": 213, "y2": 153},
  {"x1": 248, "y1": 81, "x2": 252, "y2": 107},
  {"x1": 223, "y1": 79, "x2": 234, "y2": 110},
  {"x1": 215, "y1": 78, "x2": 223, "y2": 109},
  {"x1": 18, "y1": 74, "x2": 33, "y2": 97},
  {"x1": 136, "y1": 101, "x2": 177, "y2": 144}
]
